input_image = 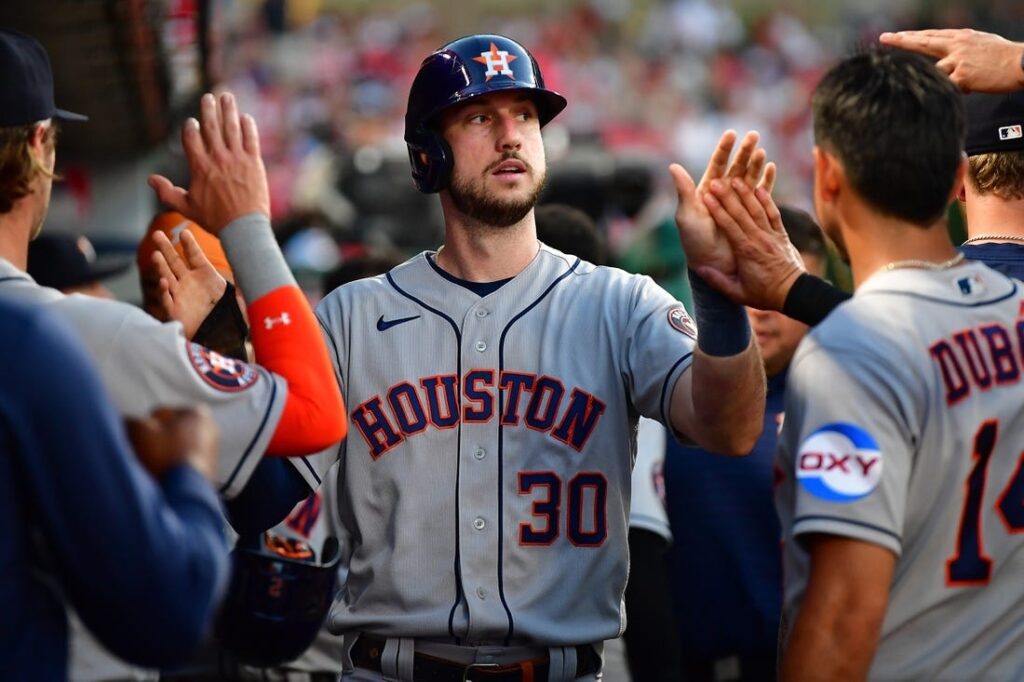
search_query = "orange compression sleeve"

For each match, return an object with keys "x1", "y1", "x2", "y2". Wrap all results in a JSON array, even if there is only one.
[{"x1": 247, "y1": 285, "x2": 347, "y2": 455}]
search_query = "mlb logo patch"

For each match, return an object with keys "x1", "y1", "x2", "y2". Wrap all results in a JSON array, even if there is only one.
[
  {"x1": 954, "y1": 273, "x2": 986, "y2": 297},
  {"x1": 999, "y1": 124, "x2": 1023, "y2": 142}
]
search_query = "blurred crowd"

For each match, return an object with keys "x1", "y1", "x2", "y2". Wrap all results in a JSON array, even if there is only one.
[{"x1": 208, "y1": 0, "x2": 1022, "y2": 302}]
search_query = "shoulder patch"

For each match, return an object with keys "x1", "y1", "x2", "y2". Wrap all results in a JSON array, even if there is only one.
[
  {"x1": 187, "y1": 343, "x2": 259, "y2": 392},
  {"x1": 796, "y1": 422, "x2": 882, "y2": 503},
  {"x1": 667, "y1": 306, "x2": 697, "y2": 339}
]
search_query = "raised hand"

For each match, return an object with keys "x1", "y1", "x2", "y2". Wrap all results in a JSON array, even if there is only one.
[
  {"x1": 126, "y1": 406, "x2": 219, "y2": 481},
  {"x1": 150, "y1": 228, "x2": 228, "y2": 339},
  {"x1": 669, "y1": 130, "x2": 776, "y2": 276},
  {"x1": 699, "y1": 178, "x2": 806, "y2": 311},
  {"x1": 148, "y1": 92, "x2": 270, "y2": 233},
  {"x1": 880, "y1": 29, "x2": 1024, "y2": 93}
]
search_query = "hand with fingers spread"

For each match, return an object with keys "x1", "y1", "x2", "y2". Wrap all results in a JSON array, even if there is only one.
[
  {"x1": 880, "y1": 29, "x2": 1024, "y2": 93},
  {"x1": 150, "y1": 228, "x2": 228, "y2": 339},
  {"x1": 699, "y1": 178, "x2": 806, "y2": 311},
  {"x1": 669, "y1": 130, "x2": 777, "y2": 276},
  {"x1": 148, "y1": 92, "x2": 270, "y2": 233}
]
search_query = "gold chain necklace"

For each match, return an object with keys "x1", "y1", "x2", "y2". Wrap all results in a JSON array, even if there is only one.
[
  {"x1": 961, "y1": 234, "x2": 1024, "y2": 244},
  {"x1": 882, "y1": 252, "x2": 966, "y2": 271}
]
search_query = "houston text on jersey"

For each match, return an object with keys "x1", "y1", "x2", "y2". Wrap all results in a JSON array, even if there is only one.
[{"x1": 350, "y1": 370, "x2": 607, "y2": 458}]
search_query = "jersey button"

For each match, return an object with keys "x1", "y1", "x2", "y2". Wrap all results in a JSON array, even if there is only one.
[
  {"x1": 473, "y1": 517, "x2": 486, "y2": 530},
  {"x1": 475, "y1": 309, "x2": 489, "y2": 318},
  {"x1": 475, "y1": 341, "x2": 487, "y2": 352},
  {"x1": 476, "y1": 587, "x2": 487, "y2": 600},
  {"x1": 474, "y1": 447, "x2": 486, "y2": 460}
]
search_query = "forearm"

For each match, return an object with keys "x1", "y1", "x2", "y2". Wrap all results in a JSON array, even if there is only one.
[
  {"x1": 781, "y1": 536, "x2": 893, "y2": 682},
  {"x1": 219, "y1": 213, "x2": 347, "y2": 454},
  {"x1": 781, "y1": 598, "x2": 882, "y2": 682},
  {"x1": 671, "y1": 339, "x2": 764, "y2": 454},
  {"x1": 669, "y1": 272, "x2": 765, "y2": 453}
]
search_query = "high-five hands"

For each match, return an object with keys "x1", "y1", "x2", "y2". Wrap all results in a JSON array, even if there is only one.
[{"x1": 148, "y1": 92, "x2": 271, "y2": 233}]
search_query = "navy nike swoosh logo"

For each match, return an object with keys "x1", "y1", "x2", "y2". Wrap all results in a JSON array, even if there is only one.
[{"x1": 376, "y1": 314, "x2": 420, "y2": 331}]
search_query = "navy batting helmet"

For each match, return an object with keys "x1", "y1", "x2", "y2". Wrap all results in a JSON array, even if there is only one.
[
  {"x1": 404, "y1": 34, "x2": 567, "y2": 193},
  {"x1": 216, "y1": 533, "x2": 341, "y2": 668}
]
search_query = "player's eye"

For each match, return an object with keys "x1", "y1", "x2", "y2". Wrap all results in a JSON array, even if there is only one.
[{"x1": 468, "y1": 113, "x2": 488, "y2": 124}]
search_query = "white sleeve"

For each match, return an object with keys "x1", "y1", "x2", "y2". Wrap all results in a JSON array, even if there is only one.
[{"x1": 629, "y1": 418, "x2": 671, "y2": 542}]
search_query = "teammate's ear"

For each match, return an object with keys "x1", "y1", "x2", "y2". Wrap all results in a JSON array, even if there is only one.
[
  {"x1": 812, "y1": 146, "x2": 841, "y2": 204},
  {"x1": 28, "y1": 122, "x2": 48, "y2": 158},
  {"x1": 951, "y1": 153, "x2": 968, "y2": 204},
  {"x1": 419, "y1": 152, "x2": 430, "y2": 166}
]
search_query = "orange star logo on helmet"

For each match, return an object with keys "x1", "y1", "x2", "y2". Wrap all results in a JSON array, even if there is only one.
[{"x1": 473, "y1": 42, "x2": 518, "y2": 81}]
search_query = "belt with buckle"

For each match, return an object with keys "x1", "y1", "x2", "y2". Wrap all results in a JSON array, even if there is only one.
[{"x1": 350, "y1": 635, "x2": 600, "y2": 681}]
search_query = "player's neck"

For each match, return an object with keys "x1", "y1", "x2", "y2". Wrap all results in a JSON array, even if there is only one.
[
  {"x1": 962, "y1": 190, "x2": 1024, "y2": 240},
  {"x1": 0, "y1": 199, "x2": 36, "y2": 270},
  {"x1": 436, "y1": 211, "x2": 540, "y2": 282},
  {"x1": 840, "y1": 200, "x2": 959, "y2": 289}
]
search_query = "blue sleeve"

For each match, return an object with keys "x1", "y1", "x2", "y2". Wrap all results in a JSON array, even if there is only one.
[
  {"x1": 7, "y1": 307, "x2": 229, "y2": 667},
  {"x1": 224, "y1": 457, "x2": 312, "y2": 536}
]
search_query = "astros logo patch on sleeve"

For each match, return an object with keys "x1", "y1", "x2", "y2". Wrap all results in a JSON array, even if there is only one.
[
  {"x1": 187, "y1": 342, "x2": 258, "y2": 392},
  {"x1": 668, "y1": 306, "x2": 697, "y2": 339},
  {"x1": 796, "y1": 422, "x2": 882, "y2": 503}
]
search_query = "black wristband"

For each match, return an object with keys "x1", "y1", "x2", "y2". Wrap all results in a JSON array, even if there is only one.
[
  {"x1": 688, "y1": 270, "x2": 751, "y2": 356},
  {"x1": 192, "y1": 282, "x2": 250, "y2": 361},
  {"x1": 781, "y1": 273, "x2": 851, "y2": 327}
]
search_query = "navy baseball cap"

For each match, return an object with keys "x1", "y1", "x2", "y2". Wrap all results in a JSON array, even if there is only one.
[
  {"x1": 28, "y1": 234, "x2": 131, "y2": 291},
  {"x1": 0, "y1": 29, "x2": 87, "y2": 126},
  {"x1": 965, "y1": 91, "x2": 1024, "y2": 157}
]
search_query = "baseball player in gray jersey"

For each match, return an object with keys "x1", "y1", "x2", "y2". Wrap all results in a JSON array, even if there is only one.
[
  {"x1": 309, "y1": 34, "x2": 770, "y2": 681},
  {"x1": 0, "y1": 30, "x2": 345, "y2": 681},
  {"x1": 706, "y1": 49, "x2": 1024, "y2": 680}
]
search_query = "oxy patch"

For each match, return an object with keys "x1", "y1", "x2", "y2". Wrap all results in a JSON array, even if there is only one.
[
  {"x1": 796, "y1": 422, "x2": 882, "y2": 503},
  {"x1": 187, "y1": 343, "x2": 258, "y2": 392}
]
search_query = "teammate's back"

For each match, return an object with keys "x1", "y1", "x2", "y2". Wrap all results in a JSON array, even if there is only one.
[{"x1": 777, "y1": 260, "x2": 1024, "y2": 680}]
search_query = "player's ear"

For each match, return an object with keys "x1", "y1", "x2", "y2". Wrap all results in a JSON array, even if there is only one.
[
  {"x1": 951, "y1": 153, "x2": 968, "y2": 204},
  {"x1": 813, "y1": 146, "x2": 841, "y2": 204}
]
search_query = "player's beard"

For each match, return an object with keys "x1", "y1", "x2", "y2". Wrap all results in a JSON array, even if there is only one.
[{"x1": 448, "y1": 155, "x2": 546, "y2": 229}]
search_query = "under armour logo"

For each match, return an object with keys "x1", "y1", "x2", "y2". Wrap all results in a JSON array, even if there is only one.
[
  {"x1": 264, "y1": 313, "x2": 291, "y2": 330},
  {"x1": 473, "y1": 42, "x2": 517, "y2": 81},
  {"x1": 169, "y1": 220, "x2": 189, "y2": 245}
]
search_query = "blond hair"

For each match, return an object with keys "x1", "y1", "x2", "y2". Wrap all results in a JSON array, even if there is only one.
[
  {"x1": 0, "y1": 122, "x2": 58, "y2": 214},
  {"x1": 968, "y1": 150, "x2": 1024, "y2": 201}
]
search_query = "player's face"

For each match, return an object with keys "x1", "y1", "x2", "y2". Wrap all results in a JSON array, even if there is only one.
[
  {"x1": 440, "y1": 91, "x2": 547, "y2": 227},
  {"x1": 748, "y1": 252, "x2": 824, "y2": 377}
]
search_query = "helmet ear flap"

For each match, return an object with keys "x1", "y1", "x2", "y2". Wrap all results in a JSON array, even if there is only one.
[{"x1": 409, "y1": 130, "x2": 453, "y2": 194}]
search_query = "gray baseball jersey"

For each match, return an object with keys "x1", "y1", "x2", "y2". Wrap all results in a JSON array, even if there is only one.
[
  {"x1": 0, "y1": 258, "x2": 286, "y2": 499},
  {"x1": 0, "y1": 217, "x2": 328, "y2": 682},
  {"x1": 311, "y1": 244, "x2": 696, "y2": 647},
  {"x1": 776, "y1": 261, "x2": 1024, "y2": 680}
]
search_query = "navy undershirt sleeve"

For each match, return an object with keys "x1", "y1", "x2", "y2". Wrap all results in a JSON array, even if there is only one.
[{"x1": 225, "y1": 457, "x2": 312, "y2": 536}]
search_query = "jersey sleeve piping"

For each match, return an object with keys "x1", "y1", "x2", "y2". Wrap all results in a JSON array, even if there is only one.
[
  {"x1": 792, "y1": 514, "x2": 902, "y2": 555},
  {"x1": 659, "y1": 351, "x2": 694, "y2": 440},
  {"x1": 219, "y1": 371, "x2": 279, "y2": 495}
]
